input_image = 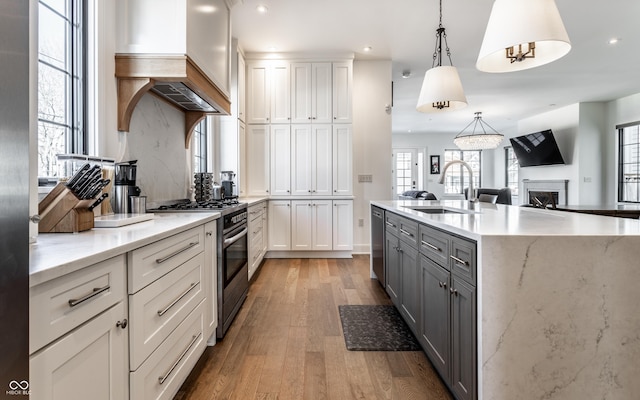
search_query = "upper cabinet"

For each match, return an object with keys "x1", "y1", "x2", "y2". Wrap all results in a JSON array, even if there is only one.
[
  {"x1": 332, "y1": 62, "x2": 352, "y2": 123},
  {"x1": 246, "y1": 60, "x2": 290, "y2": 124},
  {"x1": 114, "y1": 0, "x2": 232, "y2": 143}
]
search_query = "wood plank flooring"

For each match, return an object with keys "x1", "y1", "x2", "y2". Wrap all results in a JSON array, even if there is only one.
[{"x1": 174, "y1": 256, "x2": 453, "y2": 400}]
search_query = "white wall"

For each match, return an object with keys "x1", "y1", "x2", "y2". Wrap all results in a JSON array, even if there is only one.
[{"x1": 352, "y1": 60, "x2": 392, "y2": 253}]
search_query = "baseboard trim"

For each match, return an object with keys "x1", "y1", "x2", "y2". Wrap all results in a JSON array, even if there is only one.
[{"x1": 265, "y1": 250, "x2": 353, "y2": 259}]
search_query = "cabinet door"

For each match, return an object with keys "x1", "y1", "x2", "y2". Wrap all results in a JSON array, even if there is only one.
[
  {"x1": 332, "y1": 200, "x2": 353, "y2": 251},
  {"x1": 291, "y1": 200, "x2": 312, "y2": 250},
  {"x1": 399, "y1": 240, "x2": 419, "y2": 334},
  {"x1": 237, "y1": 53, "x2": 246, "y2": 122},
  {"x1": 246, "y1": 62, "x2": 270, "y2": 124},
  {"x1": 385, "y1": 233, "x2": 400, "y2": 307},
  {"x1": 30, "y1": 302, "x2": 128, "y2": 400},
  {"x1": 238, "y1": 121, "x2": 246, "y2": 197},
  {"x1": 332, "y1": 61, "x2": 352, "y2": 123},
  {"x1": 261, "y1": 202, "x2": 269, "y2": 255},
  {"x1": 332, "y1": 124, "x2": 353, "y2": 195},
  {"x1": 270, "y1": 124, "x2": 291, "y2": 195},
  {"x1": 312, "y1": 200, "x2": 333, "y2": 250},
  {"x1": 451, "y1": 277, "x2": 477, "y2": 400},
  {"x1": 291, "y1": 63, "x2": 312, "y2": 124},
  {"x1": 271, "y1": 61, "x2": 290, "y2": 123},
  {"x1": 312, "y1": 63, "x2": 332, "y2": 123},
  {"x1": 268, "y1": 200, "x2": 291, "y2": 250},
  {"x1": 246, "y1": 125, "x2": 270, "y2": 196},
  {"x1": 312, "y1": 124, "x2": 332, "y2": 196},
  {"x1": 290, "y1": 125, "x2": 313, "y2": 195},
  {"x1": 420, "y1": 256, "x2": 451, "y2": 382},
  {"x1": 203, "y1": 221, "x2": 217, "y2": 342}
]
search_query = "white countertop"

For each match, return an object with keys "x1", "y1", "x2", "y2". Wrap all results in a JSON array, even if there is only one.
[
  {"x1": 29, "y1": 212, "x2": 220, "y2": 287},
  {"x1": 372, "y1": 199, "x2": 640, "y2": 240}
]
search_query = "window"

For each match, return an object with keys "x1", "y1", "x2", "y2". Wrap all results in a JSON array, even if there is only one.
[
  {"x1": 193, "y1": 119, "x2": 208, "y2": 173},
  {"x1": 38, "y1": 0, "x2": 86, "y2": 178},
  {"x1": 618, "y1": 122, "x2": 640, "y2": 202},
  {"x1": 505, "y1": 146, "x2": 519, "y2": 196},
  {"x1": 443, "y1": 150, "x2": 481, "y2": 195}
]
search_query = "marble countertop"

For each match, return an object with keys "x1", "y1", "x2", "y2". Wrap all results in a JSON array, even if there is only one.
[
  {"x1": 372, "y1": 199, "x2": 640, "y2": 240},
  {"x1": 239, "y1": 196, "x2": 269, "y2": 206},
  {"x1": 29, "y1": 212, "x2": 220, "y2": 287}
]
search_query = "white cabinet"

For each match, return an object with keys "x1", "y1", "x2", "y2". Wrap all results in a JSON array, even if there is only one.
[
  {"x1": 246, "y1": 125, "x2": 270, "y2": 196},
  {"x1": 29, "y1": 255, "x2": 128, "y2": 400},
  {"x1": 268, "y1": 200, "x2": 291, "y2": 250},
  {"x1": 30, "y1": 302, "x2": 129, "y2": 400},
  {"x1": 270, "y1": 125, "x2": 291, "y2": 196},
  {"x1": 333, "y1": 200, "x2": 354, "y2": 251},
  {"x1": 238, "y1": 121, "x2": 246, "y2": 197},
  {"x1": 203, "y1": 221, "x2": 217, "y2": 343},
  {"x1": 291, "y1": 200, "x2": 333, "y2": 250},
  {"x1": 237, "y1": 52, "x2": 246, "y2": 123},
  {"x1": 332, "y1": 125, "x2": 353, "y2": 195},
  {"x1": 246, "y1": 61, "x2": 290, "y2": 124},
  {"x1": 291, "y1": 124, "x2": 332, "y2": 196},
  {"x1": 332, "y1": 61, "x2": 353, "y2": 123},
  {"x1": 248, "y1": 202, "x2": 267, "y2": 280},
  {"x1": 291, "y1": 62, "x2": 332, "y2": 124}
]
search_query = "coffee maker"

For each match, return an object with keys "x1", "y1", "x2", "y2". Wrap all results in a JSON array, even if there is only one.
[
  {"x1": 113, "y1": 160, "x2": 140, "y2": 213},
  {"x1": 220, "y1": 171, "x2": 236, "y2": 198}
]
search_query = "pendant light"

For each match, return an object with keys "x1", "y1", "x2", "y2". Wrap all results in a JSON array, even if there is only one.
[
  {"x1": 416, "y1": 0, "x2": 467, "y2": 113},
  {"x1": 476, "y1": 0, "x2": 571, "y2": 73},
  {"x1": 453, "y1": 112, "x2": 504, "y2": 150}
]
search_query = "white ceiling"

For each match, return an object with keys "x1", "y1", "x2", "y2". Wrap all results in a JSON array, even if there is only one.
[{"x1": 230, "y1": 0, "x2": 640, "y2": 136}]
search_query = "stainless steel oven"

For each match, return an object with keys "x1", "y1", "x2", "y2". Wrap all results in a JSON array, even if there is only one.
[{"x1": 217, "y1": 207, "x2": 249, "y2": 338}]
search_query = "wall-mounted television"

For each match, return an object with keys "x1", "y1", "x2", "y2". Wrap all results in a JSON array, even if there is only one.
[{"x1": 509, "y1": 129, "x2": 565, "y2": 167}]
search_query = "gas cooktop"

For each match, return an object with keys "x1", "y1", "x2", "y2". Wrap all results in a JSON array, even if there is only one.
[{"x1": 147, "y1": 198, "x2": 246, "y2": 215}]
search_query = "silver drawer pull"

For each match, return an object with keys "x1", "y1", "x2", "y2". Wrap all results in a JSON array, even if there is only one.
[
  {"x1": 373, "y1": 211, "x2": 382, "y2": 218},
  {"x1": 157, "y1": 282, "x2": 197, "y2": 317},
  {"x1": 421, "y1": 240, "x2": 441, "y2": 252},
  {"x1": 158, "y1": 333, "x2": 201, "y2": 385},
  {"x1": 385, "y1": 221, "x2": 396, "y2": 228},
  {"x1": 155, "y1": 242, "x2": 198, "y2": 264},
  {"x1": 400, "y1": 228, "x2": 414, "y2": 237},
  {"x1": 450, "y1": 255, "x2": 469, "y2": 266},
  {"x1": 68, "y1": 285, "x2": 110, "y2": 307}
]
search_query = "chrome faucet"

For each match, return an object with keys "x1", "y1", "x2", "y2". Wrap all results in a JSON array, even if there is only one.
[{"x1": 438, "y1": 160, "x2": 476, "y2": 202}]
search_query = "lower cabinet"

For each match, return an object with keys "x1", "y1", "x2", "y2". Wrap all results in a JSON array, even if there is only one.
[
  {"x1": 30, "y1": 302, "x2": 129, "y2": 400},
  {"x1": 383, "y1": 211, "x2": 477, "y2": 400},
  {"x1": 268, "y1": 200, "x2": 292, "y2": 250},
  {"x1": 248, "y1": 201, "x2": 268, "y2": 280},
  {"x1": 291, "y1": 200, "x2": 332, "y2": 250}
]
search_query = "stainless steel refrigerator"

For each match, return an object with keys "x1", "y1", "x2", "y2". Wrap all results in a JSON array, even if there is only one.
[{"x1": 0, "y1": 0, "x2": 30, "y2": 396}]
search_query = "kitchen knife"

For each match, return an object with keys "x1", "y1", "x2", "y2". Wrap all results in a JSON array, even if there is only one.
[
  {"x1": 88, "y1": 193, "x2": 108, "y2": 211},
  {"x1": 86, "y1": 178, "x2": 110, "y2": 200},
  {"x1": 75, "y1": 166, "x2": 102, "y2": 198},
  {"x1": 65, "y1": 163, "x2": 90, "y2": 189},
  {"x1": 67, "y1": 164, "x2": 94, "y2": 195}
]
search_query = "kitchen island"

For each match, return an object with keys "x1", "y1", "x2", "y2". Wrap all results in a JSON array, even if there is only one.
[{"x1": 372, "y1": 199, "x2": 640, "y2": 400}]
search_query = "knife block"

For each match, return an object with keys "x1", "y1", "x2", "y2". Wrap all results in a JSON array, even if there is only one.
[{"x1": 38, "y1": 183, "x2": 95, "y2": 233}]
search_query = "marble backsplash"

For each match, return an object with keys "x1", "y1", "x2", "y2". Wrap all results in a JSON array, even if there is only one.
[{"x1": 123, "y1": 93, "x2": 192, "y2": 206}]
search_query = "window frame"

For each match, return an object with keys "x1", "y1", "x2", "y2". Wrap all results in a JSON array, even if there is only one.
[
  {"x1": 37, "y1": 0, "x2": 88, "y2": 178},
  {"x1": 617, "y1": 121, "x2": 640, "y2": 203},
  {"x1": 504, "y1": 146, "x2": 519, "y2": 196},
  {"x1": 442, "y1": 149, "x2": 482, "y2": 195}
]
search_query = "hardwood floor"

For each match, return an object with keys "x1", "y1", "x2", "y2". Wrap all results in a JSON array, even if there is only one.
[{"x1": 174, "y1": 255, "x2": 453, "y2": 400}]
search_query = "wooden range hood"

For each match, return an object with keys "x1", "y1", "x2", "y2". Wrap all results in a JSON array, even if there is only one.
[{"x1": 115, "y1": 54, "x2": 231, "y2": 149}]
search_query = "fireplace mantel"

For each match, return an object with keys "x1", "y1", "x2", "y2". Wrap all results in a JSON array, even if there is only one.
[{"x1": 522, "y1": 179, "x2": 569, "y2": 205}]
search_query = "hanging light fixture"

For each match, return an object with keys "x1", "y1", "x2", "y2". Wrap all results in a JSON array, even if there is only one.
[
  {"x1": 416, "y1": 0, "x2": 467, "y2": 113},
  {"x1": 476, "y1": 0, "x2": 571, "y2": 73},
  {"x1": 453, "y1": 112, "x2": 504, "y2": 150}
]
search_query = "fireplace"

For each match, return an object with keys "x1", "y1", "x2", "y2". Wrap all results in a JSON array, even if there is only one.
[{"x1": 522, "y1": 179, "x2": 568, "y2": 206}]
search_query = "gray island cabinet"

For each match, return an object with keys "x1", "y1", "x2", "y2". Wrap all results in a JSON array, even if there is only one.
[{"x1": 371, "y1": 199, "x2": 640, "y2": 400}]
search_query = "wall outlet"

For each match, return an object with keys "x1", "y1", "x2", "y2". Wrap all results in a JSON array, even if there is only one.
[
  {"x1": 358, "y1": 174, "x2": 373, "y2": 183},
  {"x1": 358, "y1": 218, "x2": 364, "y2": 227},
  {"x1": 583, "y1": 177, "x2": 592, "y2": 183}
]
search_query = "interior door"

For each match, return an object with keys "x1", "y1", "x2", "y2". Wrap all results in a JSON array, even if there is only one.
[{"x1": 392, "y1": 148, "x2": 423, "y2": 197}]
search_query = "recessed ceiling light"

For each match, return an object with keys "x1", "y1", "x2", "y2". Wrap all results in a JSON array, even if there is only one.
[
  {"x1": 256, "y1": 4, "x2": 268, "y2": 14},
  {"x1": 608, "y1": 37, "x2": 621, "y2": 45},
  {"x1": 363, "y1": 46, "x2": 372, "y2": 52},
  {"x1": 402, "y1": 71, "x2": 411, "y2": 79}
]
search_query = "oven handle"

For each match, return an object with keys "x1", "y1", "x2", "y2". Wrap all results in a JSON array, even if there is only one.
[{"x1": 223, "y1": 226, "x2": 248, "y2": 246}]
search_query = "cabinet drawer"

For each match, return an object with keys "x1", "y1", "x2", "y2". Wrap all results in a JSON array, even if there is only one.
[
  {"x1": 130, "y1": 301, "x2": 206, "y2": 400},
  {"x1": 419, "y1": 225, "x2": 450, "y2": 267},
  {"x1": 250, "y1": 218, "x2": 263, "y2": 248},
  {"x1": 384, "y1": 212, "x2": 400, "y2": 235},
  {"x1": 450, "y1": 236, "x2": 477, "y2": 285},
  {"x1": 129, "y1": 252, "x2": 205, "y2": 370},
  {"x1": 248, "y1": 204, "x2": 263, "y2": 222},
  {"x1": 128, "y1": 226, "x2": 205, "y2": 293},
  {"x1": 397, "y1": 216, "x2": 419, "y2": 247},
  {"x1": 30, "y1": 255, "x2": 126, "y2": 353}
]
